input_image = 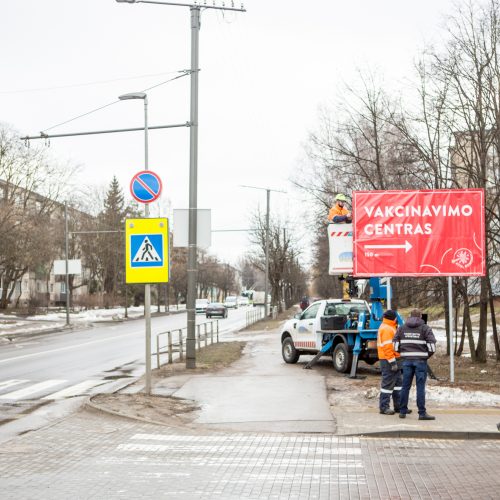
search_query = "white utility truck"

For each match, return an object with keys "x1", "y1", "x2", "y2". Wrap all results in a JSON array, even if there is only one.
[{"x1": 280, "y1": 297, "x2": 380, "y2": 374}]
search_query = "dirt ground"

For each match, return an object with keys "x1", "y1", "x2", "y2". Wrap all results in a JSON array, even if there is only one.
[{"x1": 90, "y1": 341, "x2": 246, "y2": 427}]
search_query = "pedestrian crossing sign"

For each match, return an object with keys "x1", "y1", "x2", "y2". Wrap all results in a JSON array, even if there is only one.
[{"x1": 125, "y1": 218, "x2": 169, "y2": 283}]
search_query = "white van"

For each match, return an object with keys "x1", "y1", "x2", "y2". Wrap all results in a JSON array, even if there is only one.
[
  {"x1": 224, "y1": 296, "x2": 238, "y2": 309},
  {"x1": 195, "y1": 298, "x2": 209, "y2": 314}
]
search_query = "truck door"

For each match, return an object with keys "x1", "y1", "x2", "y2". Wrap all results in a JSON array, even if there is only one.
[{"x1": 294, "y1": 302, "x2": 321, "y2": 349}]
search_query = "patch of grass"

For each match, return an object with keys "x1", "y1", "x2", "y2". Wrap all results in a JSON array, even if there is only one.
[
  {"x1": 429, "y1": 352, "x2": 500, "y2": 391},
  {"x1": 155, "y1": 341, "x2": 246, "y2": 377},
  {"x1": 241, "y1": 308, "x2": 297, "y2": 332},
  {"x1": 197, "y1": 341, "x2": 245, "y2": 368},
  {"x1": 397, "y1": 304, "x2": 445, "y2": 322}
]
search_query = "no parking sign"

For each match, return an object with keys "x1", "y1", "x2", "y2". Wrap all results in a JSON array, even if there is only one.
[{"x1": 130, "y1": 170, "x2": 162, "y2": 203}]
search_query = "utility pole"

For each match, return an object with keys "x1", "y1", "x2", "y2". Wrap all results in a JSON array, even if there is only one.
[
  {"x1": 241, "y1": 185, "x2": 286, "y2": 317},
  {"x1": 116, "y1": 0, "x2": 246, "y2": 369}
]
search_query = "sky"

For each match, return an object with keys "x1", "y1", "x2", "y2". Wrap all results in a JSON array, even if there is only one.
[{"x1": 0, "y1": 0, "x2": 457, "y2": 265}]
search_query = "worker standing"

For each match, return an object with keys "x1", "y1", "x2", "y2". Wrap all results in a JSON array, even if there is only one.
[
  {"x1": 394, "y1": 309, "x2": 437, "y2": 420},
  {"x1": 327, "y1": 193, "x2": 352, "y2": 223},
  {"x1": 377, "y1": 309, "x2": 405, "y2": 415}
]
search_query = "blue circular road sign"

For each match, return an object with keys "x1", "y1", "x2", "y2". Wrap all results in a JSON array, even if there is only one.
[{"x1": 130, "y1": 170, "x2": 162, "y2": 204}]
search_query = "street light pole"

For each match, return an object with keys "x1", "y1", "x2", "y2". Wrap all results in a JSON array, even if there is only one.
[
  {"x1": 265, "y1": 189, "x2": 270, "y2": 317},
  {"x1": 118, "y1": 92, "x2": 152, "y2": 394},
  {"x1": 64, "y1": 202, "x2": 70, "y2": 326}
]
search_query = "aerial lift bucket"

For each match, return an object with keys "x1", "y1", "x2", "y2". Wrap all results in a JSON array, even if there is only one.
[{"x1": 327, "y1": 223, "x2": 353, "y2": 275}]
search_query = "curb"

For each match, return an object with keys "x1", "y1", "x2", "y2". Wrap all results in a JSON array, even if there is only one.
[
  {"x1": 84, "y1": 394, "x2": 198, "y2": 431},
  {"x1": 346, "y1": 430, "x2": 500, "y2": 440}
]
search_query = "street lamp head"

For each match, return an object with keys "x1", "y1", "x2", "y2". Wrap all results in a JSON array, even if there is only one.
[
  {"x1": 119, "y1": 92, "x2": 147, "y2": 101},
  {"x1": 115, "y1": 0, "x2": 136, "y2": 3}
]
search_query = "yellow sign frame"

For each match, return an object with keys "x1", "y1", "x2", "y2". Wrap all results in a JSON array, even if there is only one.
[{"x1": 125, "y1": 218, "x2": 169, "y2": 284}]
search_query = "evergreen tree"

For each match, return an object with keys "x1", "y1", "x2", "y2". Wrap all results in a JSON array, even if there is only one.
[{"x1": 99, "y1": 177, "x2": 127, "y2": 302}]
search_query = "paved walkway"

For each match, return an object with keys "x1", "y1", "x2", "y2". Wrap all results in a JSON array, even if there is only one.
[
  {"x1": 1, "y1": 324, "x2": 500, "y2": 498},
  {"x1": 128, "y1": 329, "x2": 500, "y2": 439},
  {"x1": 1, "y1": 409, "x2": 499, "y2": 499}
]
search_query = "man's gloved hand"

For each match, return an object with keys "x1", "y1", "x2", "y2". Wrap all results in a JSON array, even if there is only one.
[{"x1": 390, "y1": 362, "x2": 399, "y2": 373}]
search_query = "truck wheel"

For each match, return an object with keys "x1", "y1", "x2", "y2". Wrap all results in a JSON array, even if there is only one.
[
  {"x1": 332, "y1": 343, "x2": 352, "y2": 373},
  {"x1": 282, "y1": 337, "x2": 300, "y2": 364}
]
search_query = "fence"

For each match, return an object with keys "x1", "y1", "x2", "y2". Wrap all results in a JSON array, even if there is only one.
[
  {"x1": 271, "y1": 305, "x2": 278, "y2": 319},
  {"x1": 245, "y1": 307, "x2": 265, "y2": 328},
  {"x1": 155, "y1": 319, "x2": 219, "y2": 369}
]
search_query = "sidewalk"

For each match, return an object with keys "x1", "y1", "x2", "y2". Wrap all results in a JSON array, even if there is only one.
[{"x1": 99, "y1": 325, "x2": 500, "y2": 440}]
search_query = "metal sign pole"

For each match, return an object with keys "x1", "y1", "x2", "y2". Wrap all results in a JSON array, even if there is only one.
[
  {"x1": 143, "y1": 96, "x2": 152, "y2": 395},
  {"x1": 448, "y1": 276, "x2": 454, "y2": 383},
  {"x1": 64, "y1": 203, "x2": 70, "y2": 326},
  {"x1": 386, "y1": 277, "x2": 391, "y2": 310}
]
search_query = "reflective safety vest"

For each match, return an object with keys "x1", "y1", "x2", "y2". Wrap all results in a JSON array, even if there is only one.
[
  {"x1": 328, "y1": 203, "x2": 349, "y2": 222},
  {"x1": 377, "y1": 318, "x2": 400, "y2": 363}
]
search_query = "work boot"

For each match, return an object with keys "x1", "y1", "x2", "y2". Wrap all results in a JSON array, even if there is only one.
[
  {"x1": 418, "y1": 413, "x2": 436, "y2": 420},
  {"x1": 380, "y1": 408, "x2": 395, "y2": 415},
  {"x1": 399, "y1": 413, "x2": 406, "y2": 419},
  {"x1": 395, "y1": 408, "x2": 412, "y2": 414}
]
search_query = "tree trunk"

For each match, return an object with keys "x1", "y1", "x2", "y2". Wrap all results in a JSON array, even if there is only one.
[
  {"x1": 475, "y1": 276, "x2": 488, "y2": 363},
  {"x1": 457, "y1": 305, "x2": 466, "y2": 357}
]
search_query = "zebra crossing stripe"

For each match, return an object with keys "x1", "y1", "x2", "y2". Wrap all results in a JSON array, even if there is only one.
[
  {"x1": 0, "y1": 379, "x2": 28, "y2": 391},
  {"x1": 0, "y1": 380, "x2": 65, "y2": 400},
  {"x1": 42, "y1": 380, "x2": 106, "y2": 400}
]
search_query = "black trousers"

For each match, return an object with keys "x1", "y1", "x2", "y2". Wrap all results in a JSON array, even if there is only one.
[{"x1": 379, "y1": 359, "x2": 403, "y2": 411}]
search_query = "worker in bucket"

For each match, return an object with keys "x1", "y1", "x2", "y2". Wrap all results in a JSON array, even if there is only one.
[
  {"x1": 377, "y1": 309, "x2": 406, "y2": 415},
  {"x1": 327, "y1": 193, "x2": 352, "y2": 223}
]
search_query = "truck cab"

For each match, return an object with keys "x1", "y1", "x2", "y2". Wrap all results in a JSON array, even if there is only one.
[{"x1": 280, "y1": 298, "x2": 379, "y2": 373}]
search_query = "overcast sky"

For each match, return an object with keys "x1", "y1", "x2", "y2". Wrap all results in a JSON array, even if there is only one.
[{"x1": 1, "y1": 0, "x2": 457, "y2": 264}]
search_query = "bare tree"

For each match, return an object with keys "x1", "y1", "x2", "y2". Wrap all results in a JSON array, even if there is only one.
[
  {"x1": 249, "y1": 209, "x2": 307, "y2": 311},
  {"x1": 0, "y1": 126, "x2": 76, "y2": 309}
]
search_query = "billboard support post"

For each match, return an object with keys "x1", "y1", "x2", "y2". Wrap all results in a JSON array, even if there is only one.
[{"x1": 448, "y1": 276, "x2": 454, "y2": 383}]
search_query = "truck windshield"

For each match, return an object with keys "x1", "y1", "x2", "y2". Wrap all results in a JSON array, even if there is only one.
[{"x1": 324, "y1": 303, "x2": 368, "y2": 316}]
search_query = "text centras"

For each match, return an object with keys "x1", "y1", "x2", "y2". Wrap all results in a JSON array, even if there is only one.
[{"x1": 362, "y1": 204, "x2": 473, "y2": 236}]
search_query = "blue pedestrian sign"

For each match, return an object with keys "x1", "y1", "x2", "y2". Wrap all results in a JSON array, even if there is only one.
[
  {"x1": 130, "y1": 170, "x2": 162, "y2": 204},
  {"x1": 130, "y1": 234, "x2": 164, "y2": 268}
]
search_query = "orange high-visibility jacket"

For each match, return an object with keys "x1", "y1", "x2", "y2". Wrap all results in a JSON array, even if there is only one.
[
  {"x1": 377, "y1": 318, "x2": 400, "y2": 363},
  {"x1": 328, "y1": 203, "x2": 349, "y2": 222}
]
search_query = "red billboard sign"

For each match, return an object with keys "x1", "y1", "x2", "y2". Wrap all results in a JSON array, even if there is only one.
[{"x1": 353, "y1": 189, "x2": 485, "y2": 277}]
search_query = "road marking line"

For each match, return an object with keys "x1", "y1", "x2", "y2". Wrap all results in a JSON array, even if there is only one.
[
  {"x1": 0, "y1": 331, "x2": 140, "y2": 365},
  {"x1": 0, "y1": 379, "x2": 65, "y2": 400},
  {"x1": 42, "y1": 379, "x2": 106, "y2": 400},
  {"x1": 130, "y1": 433, "x2": 360, "y2": 444},
  {"x1": 118, "y1": 443, "x2": 362, "y2": 454},
  {"x1": 0, "y1": 379, "x2": 29, "y2": 391}
]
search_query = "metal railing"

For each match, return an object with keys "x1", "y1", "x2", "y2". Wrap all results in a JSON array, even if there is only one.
[
  {"x1": 271, "y1": 305, "x2": 278, "y2": 319},
  {"x1": 155, "y1": 319, "x2": 219, "y2": 369},
  {"x1": 245, "y1": 307, "x2": 265, "y2": 328}
]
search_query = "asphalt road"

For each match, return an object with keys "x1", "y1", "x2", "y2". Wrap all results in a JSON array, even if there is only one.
[{"x1": 0, "y1": 306, "x2": 251, "y2": 410}]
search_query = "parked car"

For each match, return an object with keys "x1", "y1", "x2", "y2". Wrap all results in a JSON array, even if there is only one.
[
  {"x1": 224, "y1": 296, "x2": 239, "y2": 309},
  {"x1": 195, "y1": 298, "x2": 210, "y2": 314},
  {"x1": 237, "y1": 296, "x2": 250, "y2": 307},
  {"x1": 206, "y1": 302, "x2": 228, "y2": 318}
]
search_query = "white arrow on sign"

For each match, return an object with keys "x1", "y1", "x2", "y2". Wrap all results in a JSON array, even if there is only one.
[{"x1": 365, "y1": 240, "x2": 413, "y2": 253}]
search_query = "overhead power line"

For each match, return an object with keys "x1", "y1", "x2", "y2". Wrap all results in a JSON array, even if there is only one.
[
  {"x1": 0, "y1": 70, "x2": 185, "y2": 95},
  {"x1": 40, "y1": 70, "x2": 192, "y2": 133}
]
